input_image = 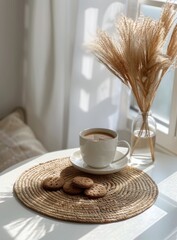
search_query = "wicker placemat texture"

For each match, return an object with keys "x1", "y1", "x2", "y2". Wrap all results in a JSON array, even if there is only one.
[{"x1": 13, "y1": 157, "x2": 158, "y2": 223}]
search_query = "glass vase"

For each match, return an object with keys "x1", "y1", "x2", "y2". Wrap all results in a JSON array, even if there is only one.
[{"x1": 130, "y1": 111, "x2": 156, "y2": 166}]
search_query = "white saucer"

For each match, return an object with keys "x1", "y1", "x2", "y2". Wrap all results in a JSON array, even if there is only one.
[{"x1": 70, "y1": 148, "x2": 129, "y2": 175}]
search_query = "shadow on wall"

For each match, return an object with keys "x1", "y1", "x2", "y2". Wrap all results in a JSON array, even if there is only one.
[
  {"x1": 0, "y1": 0, "x2": 25, "y2": 118},
  {"x1": 67, "y1": 0, "x2": 130, "y2": 147}
]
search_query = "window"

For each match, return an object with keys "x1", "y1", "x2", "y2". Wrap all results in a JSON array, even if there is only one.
[{"x1": 128, "y1": 0, "x2": 177, "y2": 154}]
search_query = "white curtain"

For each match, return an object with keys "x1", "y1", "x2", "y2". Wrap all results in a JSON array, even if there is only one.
[{"x1": 23, "y1": 0, "x2": 130, "y2": 151}]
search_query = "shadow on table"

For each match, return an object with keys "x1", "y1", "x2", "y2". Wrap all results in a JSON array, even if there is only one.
[
  {"x1": 2, "y1": 191, "x2": 177, "y2": 240},
  {"x1": 135, "y1": 194, "x2": 177, "y2": 240},
  {"x1": 0, "y1": 192, "x2": 99, "y2": 240}
]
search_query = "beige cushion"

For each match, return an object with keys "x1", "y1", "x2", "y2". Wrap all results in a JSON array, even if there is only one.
[{"x1": 0, "y1": 108, "x2": 47, "y2": 172}]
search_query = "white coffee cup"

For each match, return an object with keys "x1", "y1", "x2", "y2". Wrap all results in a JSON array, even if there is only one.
[{"x1": 79, "y1": 128, "x2": 130, "y2": 168}]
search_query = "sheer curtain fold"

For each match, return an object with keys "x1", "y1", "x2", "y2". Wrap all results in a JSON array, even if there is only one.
[
  {"x1": 23, "y1": 0, "x2": 78, "y2": 150},
  {"x1": 23, "y1": 0, "x2": 130, "y2": 151}
]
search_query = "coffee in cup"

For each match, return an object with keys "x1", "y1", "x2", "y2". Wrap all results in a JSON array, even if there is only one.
[
  {"x1": 79, "y1": 128, "x2": 130, "y2": 168},
  {"x1": 84, "y1": 132, "x2": 114, "y2": 141}
]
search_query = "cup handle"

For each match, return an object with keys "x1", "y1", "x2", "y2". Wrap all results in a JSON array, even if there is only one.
[{"x1": 112, "y1": 140, "x2": 131, "y2": 163}]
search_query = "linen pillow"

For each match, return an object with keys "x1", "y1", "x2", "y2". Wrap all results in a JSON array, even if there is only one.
[{"x1": 0, "y1": 108, "x2": 47, "y2": 172}]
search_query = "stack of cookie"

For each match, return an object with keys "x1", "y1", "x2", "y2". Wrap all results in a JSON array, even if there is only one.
[{"x1": 42, "y1": 176, "x2": 107, "y2": 199}]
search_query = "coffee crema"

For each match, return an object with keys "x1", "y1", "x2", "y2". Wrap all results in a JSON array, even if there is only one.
[{"x1": 84, "y1": 132, "x2": 114, "y2": 141}]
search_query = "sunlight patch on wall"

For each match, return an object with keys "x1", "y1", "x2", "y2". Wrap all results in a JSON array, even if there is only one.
[
  {"x1": 102, "y1": 2, "x2": 125, "y2": 31},
  {"x1": 158, "y1": 171, "x2": 177, "y2": 202},
  {"x1": 108, "y1": 112, "x2": 119, "y2": 129},
  {"x1": 79, "y1": 89, "x2": 90, "y2": 112},
  {"x1": 97, "y1": 78, "x2": 111, "y2": 104},
  {"x1": 81, "y1": 55, "x2": 94, "y2": 80},
  {"x1": 84, "y1": 8, "x2": 98, "y2": 43}
]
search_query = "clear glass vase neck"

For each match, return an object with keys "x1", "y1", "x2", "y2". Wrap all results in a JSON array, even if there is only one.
[{"x1": 138, "y1": 110, "x2": 152, "y2": 116}]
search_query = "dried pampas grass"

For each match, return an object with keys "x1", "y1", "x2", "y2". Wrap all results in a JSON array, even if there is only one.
[
  {"x1": 88, "y1": 2, "x2": 177, "y2": 113},
  {"x1": 88, "y1": 2, "x2": 177, "y2": 161}
]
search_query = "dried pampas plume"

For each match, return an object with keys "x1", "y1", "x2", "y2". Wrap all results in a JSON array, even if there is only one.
[
  {"x1": 88, "y1": 2, "x2": 177, "y2": 113},
  {"x1": 88, "y1": 2, "x2": 177, "y2": 161}
]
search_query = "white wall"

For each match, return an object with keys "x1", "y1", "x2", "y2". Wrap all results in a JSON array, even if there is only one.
[
  {"x1": 0, "y1": 0, "x2": 25, "y2": 118},
  {"x1": 67, "y1": 0, "x2": 129, "y2": 147}
]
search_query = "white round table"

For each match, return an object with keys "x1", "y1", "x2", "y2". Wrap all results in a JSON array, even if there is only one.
[{"x1": 1, "y1": 148, "x2": 177, "y2": 240}]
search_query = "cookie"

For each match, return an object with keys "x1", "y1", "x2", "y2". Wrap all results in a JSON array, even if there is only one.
[
  {"x1": 72, "y1": 176, "x2": 94, "y2": 189},
  {"x1": 84, "y1": 183, "x2": 107, "y2": 198},
  {"x1": 42, "y1": 176, "x2": 64, "y2": 191},
  {"x1": 63, "y1": 180, "x2": 83, "y2": 195}
]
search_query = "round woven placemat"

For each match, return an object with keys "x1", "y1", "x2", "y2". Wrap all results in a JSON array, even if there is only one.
[{"x1": 14, "y1": 157, "x2": 158, "y2": 223}]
